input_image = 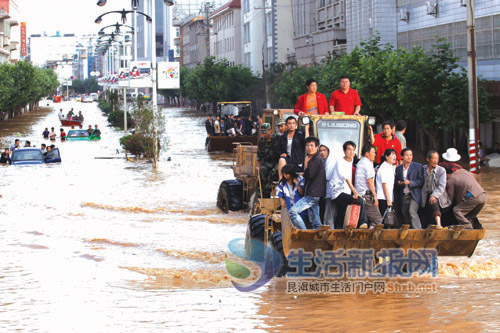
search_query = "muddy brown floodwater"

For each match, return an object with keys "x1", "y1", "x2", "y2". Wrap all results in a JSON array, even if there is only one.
[{"x1": 0, "y1": 101, "x2": 499, "y2": 332}]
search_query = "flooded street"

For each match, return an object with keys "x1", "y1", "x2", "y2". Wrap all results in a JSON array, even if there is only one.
[{"x1": 1, "y1": 101, "x2": 500, "y2": 332}]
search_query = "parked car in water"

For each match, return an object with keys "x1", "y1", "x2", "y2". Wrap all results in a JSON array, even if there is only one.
[
  {"x1": 82, "y1": 95, "x2": 94, "y2": 103},
  {"x1": 66, "y1": 129, "x2": 101, "y2": 141},
  {"x1": 11, "y1": 148, "x2": 61, "y2": 165},
  {"x1": 75, "y1": 95, "x2": 82, "y2": 102},
  {"x1": 90, "y1": 93, "x2": 99, "y2": 101}
]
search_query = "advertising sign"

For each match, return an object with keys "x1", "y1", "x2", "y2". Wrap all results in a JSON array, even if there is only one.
[
  {"x1": 157, "y1": 62, "x2": 180, "y2": 89},
  {"x1": 129, "y1": 61, "x2": 152, "y2": 88},
  {"x1": 118, "y1": 67, "x2": 130, "y2": 87},
  {"x1": 20, "y1": 22, "x2": 27, "y2": 57}
]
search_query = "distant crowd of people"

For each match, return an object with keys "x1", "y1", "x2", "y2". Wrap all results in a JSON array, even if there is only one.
[{"x1": 205, "y1": 114, "x2": 258, "y2": 137}]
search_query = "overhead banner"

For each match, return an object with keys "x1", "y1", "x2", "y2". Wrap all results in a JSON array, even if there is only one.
[
  {"x1": 157, "y1": 62, "x2": 180, "y2": 89},
  {"x1": 20, "y1": 22, "x2": 27, "y2": 57},
  {"x1": 129, "y1": 61, "x2": 152, "y2": 88}
]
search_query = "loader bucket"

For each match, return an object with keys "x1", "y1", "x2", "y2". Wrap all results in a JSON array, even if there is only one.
[{"x1": 280, "y1": 207, "x2": 485, "y2": 258}]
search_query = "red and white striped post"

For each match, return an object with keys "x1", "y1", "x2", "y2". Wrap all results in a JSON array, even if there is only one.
[{"x1": 467, "y1": 0, "x2": 480, "y2": 174}]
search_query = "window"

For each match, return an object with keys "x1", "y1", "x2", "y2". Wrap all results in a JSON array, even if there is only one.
[
  {"x1": 243, "y1": 23, "x2": 250, "y2": 43},
  {"x1": 244, "y1": 52, "x2": 251, "y2": 67},
  {"x1": 266, "y1": 13, "x2": 272, "y2": 36},
  {"x1": 243, "y1": 0, "x2": 249, "y2": 13}
]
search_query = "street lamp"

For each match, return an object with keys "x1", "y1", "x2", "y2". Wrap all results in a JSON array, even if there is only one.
[
  {"x1": 98, "y1": 22, "x2": 134, "y2": 36},
  {"x1": 95, "y1": 8, "x2": 151, "y2": 24},
  {"x1": 97, "y1": 0, "x2": 174, "y2": 7}
]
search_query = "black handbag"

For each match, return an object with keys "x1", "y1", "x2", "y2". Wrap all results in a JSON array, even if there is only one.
[{"x1": 382, "y1": 207, "x2": 398, "y2": 228}]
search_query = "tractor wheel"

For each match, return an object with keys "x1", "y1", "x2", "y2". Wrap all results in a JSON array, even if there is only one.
[
  {"x1": 270, "y1": 232, "x2": 289, "y2": 277},
  {"x1": 245, "y1": 214, "x2": 267, "y2": 261},
  {"x1": 216, "y1": 180, "x2": 243, "y2": 213}
]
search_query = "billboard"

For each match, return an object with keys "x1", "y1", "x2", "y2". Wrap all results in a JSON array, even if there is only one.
[
  {"x1": 118, "y1": 67, "x2": 130, "y2": 87},
  {"x1": 129, "y1": 61, "x2": 152, "y2": 88},
  {"x1": 20, "y1": 22, "x2": 27, "y2": 57},
  {"x1": 157, "y1": 62, "x2": 180, "y2": 90}
]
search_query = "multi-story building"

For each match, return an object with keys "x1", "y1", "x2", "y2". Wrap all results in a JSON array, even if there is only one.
[
  {"x1": 292, "y1": 0, "x2": 347, "y2": 65},
  {"x1": 210, "y1": 0, "x2": 242, "y2": 65},
  {"x1": 242, "y1": 0, "x2": 295, "y2": 74},
  {"x1": 176, "y1": 14, "x2": 211, "y2": 68},
  {"x1": 0, "y1": 0, "x2": 21, "y2": 63},
  {"x1": 134, "y1": 0, "x2": 173, "y2": 62}
]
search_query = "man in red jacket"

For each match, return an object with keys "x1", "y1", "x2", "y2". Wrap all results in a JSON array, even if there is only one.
[
  {"x1": 294, "y1": 79, "x2": 328, "y2": 115},
  {"x1": 329, "y1": 76, "x2": 362, "y2": 115}
]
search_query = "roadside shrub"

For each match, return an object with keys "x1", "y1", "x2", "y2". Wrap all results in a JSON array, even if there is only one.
[{"x1": 120, "y1": 134, "x2": 158, "y2": 158}]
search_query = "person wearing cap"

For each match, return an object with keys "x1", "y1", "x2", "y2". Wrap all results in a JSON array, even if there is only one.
[
  {"x1": 257, "y1": 123, "x2": 279, "y2": 197},
  {"x1": 294, "y1": 79, "x2": 329, "y2": 116},
  {"x1": 443, "y1": 148, "x2": 486, "y2": 229},
  {"x1": 277, "y1": 119, "x2": 287, "y2": 135}
]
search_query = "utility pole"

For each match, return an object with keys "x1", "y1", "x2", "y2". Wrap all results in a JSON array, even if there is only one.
[
  {"x1": 261, "y1": 0, "x2": 270, "y2": 108},
  {"x1": 466, "y1": 0, "x2": 480, "y2": 174},
  {"x1": 202, "y1": 2, "x2": 214, "y2": 59},
  {"x1": 151, "y1": 0, "x2": 159, "y2": 170}
]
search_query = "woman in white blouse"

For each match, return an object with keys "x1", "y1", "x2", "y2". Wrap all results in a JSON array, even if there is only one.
[{"x1": 376, "y1": 148, "x2": 397, "y2": 216}]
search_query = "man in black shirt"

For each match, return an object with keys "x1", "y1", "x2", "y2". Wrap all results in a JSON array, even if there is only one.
[
  {"x1": 0, "y1": 148, "x2": 11, "y2": 164},
  {"x1": 288, "y1": 136, "x2": 326, "y2": 229},
  {"x1": 276, "y1": 116, "x2": 309, "y2": 178}
]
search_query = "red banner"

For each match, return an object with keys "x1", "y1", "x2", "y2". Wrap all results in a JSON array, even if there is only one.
[{"x1": 20, "y1": 22, "x2": 26, "y2": 57}]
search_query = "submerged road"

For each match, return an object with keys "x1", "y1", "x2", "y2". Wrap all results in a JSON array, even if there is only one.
[{"x1": 0, "y1": 100, "x2": 499, "y2": 332}]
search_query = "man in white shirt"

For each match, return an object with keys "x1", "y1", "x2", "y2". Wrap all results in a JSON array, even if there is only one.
[
  {"x1": 355, "y1": 145, "x2": 383, "y2": 229},
  {"x1": 328, "y1": 141, "x2": 368, "y2": 229}
]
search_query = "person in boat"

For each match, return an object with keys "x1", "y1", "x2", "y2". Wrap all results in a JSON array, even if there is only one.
[
  {"x1": 257, "y1": 123, "x2": 279, "y2": 198},
  {"x1": 58, "y1": 109, "x2": 64, "y2": 120},
  {"x1": 87, "y1": 125, "x2": 93, "y2": 135},
  {"x1": 277, "y1": 116, "x2": 309, "y2": 178},
  {"x1": 49, "y1": 127, "x2": 57, "y2": 141},
  {"x1": 395, "y1": 147, "x2": 424, "y2": 229},
  {"x1": 213, "y1": 116, "x2": 221, "y2": 136},
  {"x1": 329, "y1": 141, "x2": 368, "y2": 229},
  {"x1": 288, "y1": 136, "x2": 326, "y2": 230},
  {"x1": 0, "y1": 148, "x2": 11, "y2": 164},
  {"x1": 421, "y1": 150, "x2": 451, "y2": 229},
  {"x1": 67, "y1": 109, "x2": 74, "y2": 118},
  {"x1": 354, "y1": 145, "x2": 383, "y2": 230},
  {"x1": 442, "y1": 148, "x2": 486, "y2": 229},
  {"x1": 93, "y1": 125, "x2": 101, "y2": 137},
  {"x1": 328, "y1": 76, "x2": 362, "y2": 116},
  {"x1": 60, "y1": 128, "x2": 66, "y2": 141},
  {"x1": 294, "y1": 79, "x2": 328, "y2": 116},
  {"x1": 78, "y1": 111, "x2": 84, "y2": 121},
  {"x1": 42, "y1": 128, "x2": 50, "y2": 139}
]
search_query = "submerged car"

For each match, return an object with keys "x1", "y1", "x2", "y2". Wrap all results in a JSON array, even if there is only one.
[
  {"x1": 82, "y1": 95, "x2": 94, "y2": 103},
  {"x1": 11, "y1": 148, "x2": 61, "y2": 165},
  {"x1": 75, "y1": 95, "x2": 82, "y2": 102},
  {"x1": 66, "y1": 129, "x2": 101, "y2": 141}
]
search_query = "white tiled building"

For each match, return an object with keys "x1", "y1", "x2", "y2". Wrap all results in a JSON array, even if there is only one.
[{"x1": 210, "y1": 0, "x2": 242, "y2": 65}]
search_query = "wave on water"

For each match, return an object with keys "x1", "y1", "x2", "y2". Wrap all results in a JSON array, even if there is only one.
[
  {"x1": 156, "y1": 249, "x2": 226, "y2": 264},
  {"x1": 439, "y1": 260, "x2": 500, "y2": 278},
  {"x1": 86, "y1": 238, "x2": 140, "y2": 248},
  {"x1": 81, "y1": 202, "x2": 225, "y2": 216}
]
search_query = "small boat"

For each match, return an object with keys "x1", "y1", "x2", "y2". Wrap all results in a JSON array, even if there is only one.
[{"x1": 60, "y1": 118, "x2": 83, "y2": 126}]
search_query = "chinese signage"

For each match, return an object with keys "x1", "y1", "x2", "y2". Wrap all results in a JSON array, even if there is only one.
[
  {"x1": 20, "y1": 22, "x2": 27, "y2": 57},
  {"x1": 129, "y1": 61, "x2": 152, "y2": 88}
]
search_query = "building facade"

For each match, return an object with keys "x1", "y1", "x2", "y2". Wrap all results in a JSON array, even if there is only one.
[
  {"x1": 292, "y1": 0, "x2": 347, "y2": 65},
  {"x1": 241, "y1": 0, "x2": 266, "y2": 73},
  {"x1": 0, "y1": 0, "x2": 21, "y2": 63},
  {"x1": 176, "y1": 14, "x2": 211, "y2": 68},
  {"x1": 135, "y1": 0, "x2": 172, "y2": 62},
  {"x1": 210, "y1": 0, "x2": 242, "y2": 65}
]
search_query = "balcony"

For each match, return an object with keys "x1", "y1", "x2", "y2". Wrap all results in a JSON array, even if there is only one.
[{"x1": 10, "y1": 41, "x2": 18, "y2": 51}]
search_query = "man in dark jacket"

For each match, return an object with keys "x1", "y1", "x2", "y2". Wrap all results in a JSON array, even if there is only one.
[
  {"x1": 288, "y1": 136, "x2": 326, "y2": 229},
  {"x1": 277, "y1": 116, "x2": 309, "y2": 178},
  {"x1": 395, "y1": 148, "x2": 424, "y2": 229},
  {"x1": 205, "y1": 115, "x2": 214, "y2": 147}
]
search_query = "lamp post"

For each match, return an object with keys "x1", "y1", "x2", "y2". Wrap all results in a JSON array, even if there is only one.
[{"x1": 97, "y1": 0, "x2": 174, "y2": 169}]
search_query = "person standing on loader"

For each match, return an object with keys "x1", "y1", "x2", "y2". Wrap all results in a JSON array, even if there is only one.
[{"x1": 257, "y1": 123, "x2": 280, "y2": 198}]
